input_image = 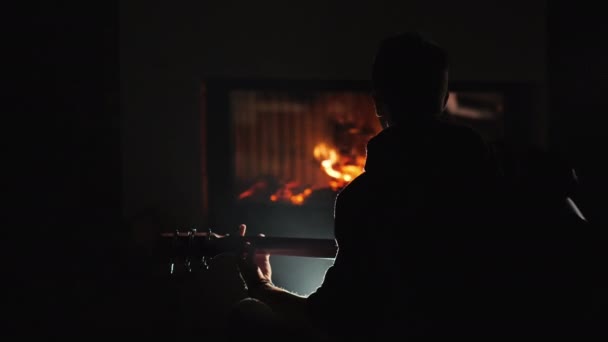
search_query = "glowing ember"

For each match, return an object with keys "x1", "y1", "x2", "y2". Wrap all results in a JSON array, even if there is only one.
[
  {"x1": 313, "y1": 143, "x2": 365, "y2": 191},
  {"x1": 238, "y1": 181, "x2": 268, "y2": 200},
  {"x1": 270, "y1": 181, "x2": 314, "y2": 206},
  {"x1": 238, "y1": 180, "x2": 314, "y2": 206}
]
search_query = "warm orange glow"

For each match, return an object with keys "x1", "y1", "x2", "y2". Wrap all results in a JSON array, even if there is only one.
[
  {"x1": 238, "y1": 181, "x2": 268, "y2": 200},
  {"x1": 239, "y1": 180, "x2": 314, "y2": 205},
  {"x1": 313, "y1": 143, "x2": 365, "y2": 190},
  {"x1": 269, "y1": 182, "x2": 314, "y2": 205},
  {"x1": 238, "y1": 143, "x2": 366, "y2": 205}
]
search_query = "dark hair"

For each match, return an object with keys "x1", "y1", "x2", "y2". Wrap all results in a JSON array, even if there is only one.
[{"x1": 372, "y1": 32, "x2": 449, "y2": 122}]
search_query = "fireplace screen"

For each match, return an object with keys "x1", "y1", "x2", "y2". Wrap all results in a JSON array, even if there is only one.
[{"x1": 232, "y1": 90, "x2": 382, "y2": 206}]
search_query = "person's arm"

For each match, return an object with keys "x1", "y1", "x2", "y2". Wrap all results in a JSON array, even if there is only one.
[
  {"x1": 237, "y1": 184, "x2": 360, "y2": 334},
  {"x1": 236, "y1": 224, "x2": 309, "y2": 322}
]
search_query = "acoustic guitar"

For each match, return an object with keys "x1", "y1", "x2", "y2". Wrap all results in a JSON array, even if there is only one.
[{"x1": 157, "y1": 229, "x2": 337, "y2": 274}]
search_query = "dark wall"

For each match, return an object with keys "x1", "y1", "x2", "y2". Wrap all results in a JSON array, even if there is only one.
[
  {"x1": 120, "y1": 0, "x2": 548, "y2": 226},
  {"x1": 10, "y1": 2, "x2": 121, "y2": 337}
]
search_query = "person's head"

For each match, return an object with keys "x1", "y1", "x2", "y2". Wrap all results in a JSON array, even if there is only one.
[{"x1": 371, "y1": 32, "x2": 449, "y2": 128}]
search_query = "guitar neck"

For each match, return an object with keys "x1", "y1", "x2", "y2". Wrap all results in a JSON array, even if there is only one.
[
  {"x1": 244, "y1": 236, "x2": 337, "y2": 259},
  {"x1": 159, "y1": 232, "x2": 338, "y2": 259}
]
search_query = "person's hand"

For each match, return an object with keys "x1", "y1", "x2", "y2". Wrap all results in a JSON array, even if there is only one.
[{"x1": 237, "y1": 224, "x2": 273, "y2": 296}]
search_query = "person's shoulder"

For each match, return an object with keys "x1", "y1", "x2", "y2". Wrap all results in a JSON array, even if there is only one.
[
  {"x1": 336, "y1": 172, "x2": 369, "y2": 198},
  {"x1": 334, "y1": 172, "x2": 376, "y2": 210}
]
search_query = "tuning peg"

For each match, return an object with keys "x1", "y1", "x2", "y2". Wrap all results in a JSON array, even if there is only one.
[
  {"x1": 169, "y1": 229, "x2": 180, "y2": 275},
  {"x1": 185, "y1": 228, "x2": 198, "y2": 273}
]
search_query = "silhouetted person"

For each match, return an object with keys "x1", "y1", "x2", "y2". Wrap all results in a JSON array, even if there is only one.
[
  {"x1": 234, "y1": 32, "x2": 604, "y2": 340},
  {"x1": 304, "y1": 31, "x2": 501, "y2": 339}
]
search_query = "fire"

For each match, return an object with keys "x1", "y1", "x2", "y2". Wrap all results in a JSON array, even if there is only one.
[
  {"x1": 270, "y1": 181, "x2": 314, "y2": 205},
  {"x1": 313, "y1": 143, "x2": 365, "y2": 191},
  {"x1": 238, "y1": 181, "x2": 267, "y2": 200},
  {"x1": 238, "y1": 180, "x2": 314, "y2": 206},
  {"x1": 237, "y1": 143, "x2": 366, "y2": 205}
]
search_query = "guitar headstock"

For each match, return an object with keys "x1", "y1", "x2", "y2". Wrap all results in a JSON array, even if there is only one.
[{"x1": 157, "y1": 228, "x2": 241, "y2": 275}]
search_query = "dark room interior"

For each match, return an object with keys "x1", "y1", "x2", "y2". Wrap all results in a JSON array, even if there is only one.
[{"x1": 11, "y1": 0, "x2": 607, "y2": 339}]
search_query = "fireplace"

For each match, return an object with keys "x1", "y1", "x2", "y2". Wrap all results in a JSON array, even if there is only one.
[{"x1": 201, "y1": 78, "x2": 538, "y2": 294}]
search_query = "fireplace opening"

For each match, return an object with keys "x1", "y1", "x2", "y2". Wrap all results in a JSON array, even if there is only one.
[
  {"x1": 233, "y1": 90, "x2": 381, "y2": 207},
  {"x1": 203, "y1": 79, "x2": 533, "y2": 294}
]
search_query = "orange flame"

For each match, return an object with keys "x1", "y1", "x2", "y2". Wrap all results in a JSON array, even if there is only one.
[
  {"x1": 270, "y1": 181, "x2": 314, "y2": 205},
  {"x1": 238, "y1": 180, "x2": 314, "y2": 206},
  {"x1": 237, "y1": 143, "x2": 366, "y2": 205},
  {"x1": 313, "y1": 143, "x2": 365, "y2": 190},
  {"x1": 238, "y1": 181, "x2": 268, "y2": 200}
]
